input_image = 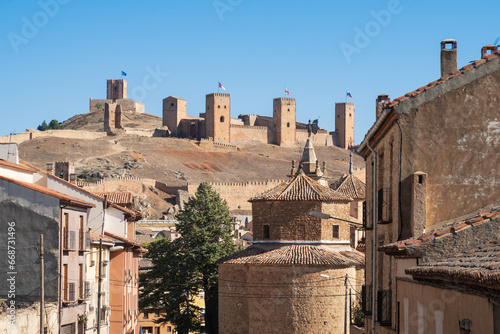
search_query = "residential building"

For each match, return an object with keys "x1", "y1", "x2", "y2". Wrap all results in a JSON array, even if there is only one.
[{"x1": 358, "y1": 41, "x2": 500, "y2": 333}]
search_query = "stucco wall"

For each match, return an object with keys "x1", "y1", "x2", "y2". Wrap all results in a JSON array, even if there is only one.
[{"x1": 397, "y1": 279, "x2": 494, "y2": 334}]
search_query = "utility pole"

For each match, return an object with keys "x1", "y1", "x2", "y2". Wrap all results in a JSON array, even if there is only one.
[
  {"x1": 344, "y1": 273, "x2": 348, "y2": 334},
  {"x1": 40, "y1": 234, "x2": 44, "y2": 334},
  {"x1": 97, "y1": 195, "x2": 107, "y2": 334}
]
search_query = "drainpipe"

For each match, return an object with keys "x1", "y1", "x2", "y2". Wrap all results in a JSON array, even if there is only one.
[{"x1": 367, "y1": 143, "x2": 377, "y2": 333}]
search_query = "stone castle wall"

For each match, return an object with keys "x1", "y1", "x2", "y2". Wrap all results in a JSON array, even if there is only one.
[
  {"x1": 229, "y1": 124, "x2": 268, "y2": 144},
  {"x1": 90, "y1": 98, "x2": 145, "y2": 114},
  {"x1": 0, "y1": 130, "x2": 107, "y2": 144},
  {"x1": 187, "y1": 180, "x2": 286, "y2": 211}
]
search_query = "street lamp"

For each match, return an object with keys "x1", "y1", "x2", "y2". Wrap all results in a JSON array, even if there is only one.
[
  {"x1": 309, "y1": 211, "x2": 363, "y2": 227},
  {"x1": 321, "y1": 273, "x2": 349, "y2": 334}
]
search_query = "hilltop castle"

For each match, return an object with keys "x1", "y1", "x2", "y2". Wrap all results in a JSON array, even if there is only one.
[{"x1": 90, "y1": 79, "x2": 355, "y2": 148}]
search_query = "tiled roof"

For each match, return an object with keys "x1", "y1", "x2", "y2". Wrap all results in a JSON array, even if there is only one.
[
  {"x1": 89, "y1": 231, "x2": 114, "y2": 243},
  {"x1": 218, "y1": 244, "x2": 364, "y2": 266},
  {"x1": 94, "y1": 192, "x2": 134, "y2": 206},
  {"x1": 135, "y1": 234, "x2": 156, "y2": 244},
  {"x1": 104, "y1": 231, "x2": 141, "y2": 247},
  {"x1": 359, "y1": 48, "x2": 500, "y2": 152},
  {"x1": 18, "y1": 159, "x2": 141, "y2": 219},
  {"x1": 0, "y1": 174, "x2": 95, "y2": 208},
  {"x1": 386, "y1": 49, "x2": 500, "y2": 109},
  {"x1": 250, "y1": 172, "x2": 351, "y2": 202},
  {"x1": 331, "y1": 174, "x2": 366, "y2": 200},
  {"x1": 380, "y1": 203, "x2": 500, "y2": 256},
  {"x1": 406, "y1": 239, "x2": 500, "y2": 286},
  {"x1": 0, "y1": 159, "x2": 37, "y2": 174}
]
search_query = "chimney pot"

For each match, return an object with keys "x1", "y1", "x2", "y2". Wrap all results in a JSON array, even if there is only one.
[
  {"x1": 481, "y1": 45, "x2": 499, "y2": 59},
  {"x1": 440, "y1": 39, "x2": 458, "y2": 77},
  {"x1": 376, "y1": 94, "x2": 390, "y2": 119}
]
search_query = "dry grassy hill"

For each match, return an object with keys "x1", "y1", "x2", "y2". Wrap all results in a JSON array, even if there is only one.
[{"x1": 19, "y1": 111, "x2": 365, "y2": 219}]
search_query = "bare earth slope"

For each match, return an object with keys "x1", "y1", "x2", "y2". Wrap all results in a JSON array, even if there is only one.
[{"x1": 18, "y1": 112, "x2": 364, "y2": 218}]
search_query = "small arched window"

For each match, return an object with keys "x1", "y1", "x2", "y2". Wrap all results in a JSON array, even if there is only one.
[
  {"x1": 263, "y1": 225, "x2": 270, "y2": 239},
  {"x1": 220, "y1": 116, "x2": 225, "y2": 122},
  {"x1": 287, "y1": 122, "x2": 290, "y2": 128},
  {"x1": 218, "y1": 105, "x2": 221, "y2": 109}
]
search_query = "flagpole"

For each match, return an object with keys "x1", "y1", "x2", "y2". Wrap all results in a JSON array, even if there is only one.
[
  {"x1": 218, "y1": 82, "x2": 219, "y2": 93},
  {"x1": 346, "y1": 90, "x2": 347, "y2": 102}
]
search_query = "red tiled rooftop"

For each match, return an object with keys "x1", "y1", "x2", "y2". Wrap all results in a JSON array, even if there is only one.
[
  {"x1": 0, "y1": 174, "x2": 95, "y2": 208},
  {"x1": 331, "y1": 174, "x2": 366, "y2": 200},
  {"x1": 218, "y1": 244, "x2": 364, "y2": 266},
  {"x1": 406, "y1": 239, "x2": 500, "y2": 286},
  {"x1": 380, "y1": 203, "x2": 500, "y2": 256},
  {"x1": 386, "y1": 49, "x2": 500, "y2": 109},
  {"x1": 94, "y1": 191, "x2": 134, "y2": 206},
  {"x1": 0, "y1": 159, "x2": 37, "y2": 174},
  {"x1": 89, "y1": 231, "x2": 114, "y2": 243},
  {"x1": 250, "y1": 172, "x2": 351, "y2": 202}
]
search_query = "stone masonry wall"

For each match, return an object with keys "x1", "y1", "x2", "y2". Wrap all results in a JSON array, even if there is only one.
[
  {"x1": 187, "y1": 180, "x2": 285, "y2": 212},
  {"x1": 218, "y1": 264, "x2": 358, "y2": 334},
  {"x1": 229, "y1": 125, "x2": 268, "y2": 144}
]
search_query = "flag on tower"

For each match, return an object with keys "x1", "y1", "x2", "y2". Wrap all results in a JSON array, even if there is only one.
[
  {"x1": 219, "y1": 82, "x2": 226, "y2": 91},
  {"x1": 121, "y1": 71, "x2": 127, "y2": 76},
  {"x1": 285, "y1": 87, "x2": 289, "y2": 96},
  {"x1": 346, "y1": 91, "x2": 353, "y2": 98}
]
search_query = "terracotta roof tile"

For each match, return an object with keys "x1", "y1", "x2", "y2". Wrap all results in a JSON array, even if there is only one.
[
  {"x1": 330, "y1": 173, "x2": 366, "y2": 200},
  {"x1": 0, "y1": 159, "x2": 37, "y2": 174},
  {"x1": 380, "y1": 203, "x2": 500, "y2": 255},
  {"x1": 250, "y1": 172, "x2": 351, "y2": 202},
  {"x1": 406, "y1": 239, "x2": 500, "y2": 286},
  {"x1": 89, "y1": 231, "x2": 114, "y2": 243},
  {"x1": 94, "y1": 192, "x2": 134, "y2": 206},
  {"x1": 384, "y1": 49, "x2": 500, "y2": 109},
  {"x1": 0, "y1": 174, "x2": 95, "y2": 208},
  {"x1": 218, "y1": 244, "x2": 364, "y2": 266}
]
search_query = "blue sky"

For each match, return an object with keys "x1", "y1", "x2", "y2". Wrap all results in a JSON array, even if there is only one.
[{"x1": 2, "y1": 0, "x2": 499, "y2": 144}]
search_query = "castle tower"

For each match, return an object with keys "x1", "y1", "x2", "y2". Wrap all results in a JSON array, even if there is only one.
[
  {"x1": 273, "y1": 97, "x2": 296, "y2": 146},
  {"x1": 335, "y1": 102, "x2": 354, "y2": 149},
  {"x1": 107, "y1": 79, "x2": 127, "y2": 100},
  {"x1": 162, "y1": 96, "x2": 187, "y2": 136},
  {"x1": 206, "y1": 93, "x2": 231, "y2": 143}
]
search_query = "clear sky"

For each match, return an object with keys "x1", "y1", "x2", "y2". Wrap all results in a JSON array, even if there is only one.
[{"x1": 2, "y1": 0, "x2": 499, "y2": 143}]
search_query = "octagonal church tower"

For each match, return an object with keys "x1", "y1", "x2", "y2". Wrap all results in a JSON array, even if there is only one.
[{"x1": 218, "y1": 155, "x2": 365, "y2": 333}]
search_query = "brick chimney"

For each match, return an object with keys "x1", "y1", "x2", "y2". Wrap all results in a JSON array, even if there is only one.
[
  {"x1": 376, "y1": 94, "x2": 390, "y2": 119},
  {"x1": 46, "y1": 162, "x2": 54, "y2": 175},
  {"x1": 440, "y1": 39, "x2": 457, "y2": 77},
  {"x1": 481, "y1": 45, "x2": 499, "y2": 59}
]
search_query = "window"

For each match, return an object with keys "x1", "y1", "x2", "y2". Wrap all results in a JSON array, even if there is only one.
[
  {"x1": 220, "y1": 116, "x2": 225, "y2": 122},
  {"x1": 79, "y1": 264, "x2": 84, "y2": 299},
  {"x1": 171, "y1": 103, "x2": 174, "y2": 107},
  {"x1": 274, "y1": 109, "x2": 276, "y2": 113},
  {"x1": 224, "y1": 105, "x2": 227, "y2": 109},
  {"x1": 79, "y1": 215, "x2": 84, "y2": 250},
  {"x1": 167, "y1": 326, "x2": 172, "y2": 332},
  {"x1": 63, "y1": 264, "x2": 68, "y2": 300},
  {"x1": 362, "y1": 285, "x2": 372, "y2": 314},
  {"x1": 69, "y1": 283, "x2": 76, "y2": 301},
  {"x1": 144, "y1": 312, "x2": 149, "y2": 319},
  {"x1": 155, "y1": 312, "x2": 160, "y2": 317},
  {"x1": 287, "y1": 108, "x2": 290, "y2": 112},
  {"x1": 287, "y1": 122, "x2": 290, "y2": 128},
  {"x1": 263, "y1": 225, "x2": 270, "y2": 239},
  {"x1": 332, "y1": 225, "x2": 339, "y2": 239},
  {"x1": 377, "y1": 290, "x2": 392, "y2": 325},
  {"x1": 218, "y1": 105, "x2": 220, "y2": 109},
  {"x1": 63, "y1": 213, "x2": 69, "y2": 250},
  {"x1": 378, "y1": 188, "x2": 392, "y2": 223}
]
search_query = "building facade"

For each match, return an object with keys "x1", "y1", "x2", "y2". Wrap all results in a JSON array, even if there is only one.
[{"x1": 358, "y1": 41, "x2": 500, "y2": 333}]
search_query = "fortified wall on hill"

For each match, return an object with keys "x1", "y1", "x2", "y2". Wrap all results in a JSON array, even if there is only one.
[
  {"x1": 163, "y1": 94, "x2": 355, "y2": 148},
  {"x1": 87, "y1": 79, "x2": 355, "y2": 148}
]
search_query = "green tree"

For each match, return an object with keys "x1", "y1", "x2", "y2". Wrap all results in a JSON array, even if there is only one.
[
  {"x1": 140, "y1": 184, "x2": 237, "y2": 334},
  {"x1": 48, "y1": 119, "x2": 62, "y2": 130},
  {"x1": 37, "y1": 120, "x2": 48, "y2": 131}
]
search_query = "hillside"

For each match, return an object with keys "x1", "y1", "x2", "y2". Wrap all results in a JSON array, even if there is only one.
[{"x1": 18, "y1": 111, "x2": 365, "y2": 218}]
